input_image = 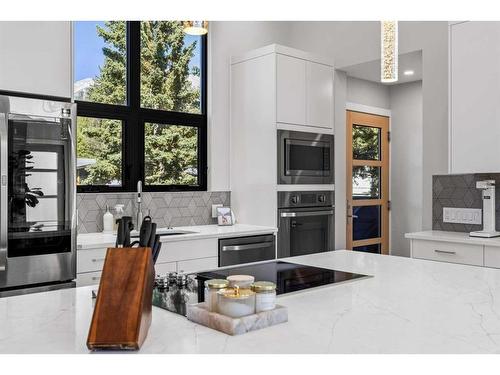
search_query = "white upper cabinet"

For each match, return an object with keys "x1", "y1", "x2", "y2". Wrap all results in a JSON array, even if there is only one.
[
  {"x1": 276, "y1": 53, "x2": 334, "y2": 129},
  {"x1": 276, "y1": 54, "x2": 307, "y2": 126},
  {"x1": 306, "y1": 61, "x2": 334, "y2": 129},
  {"x1": 0, "y1": 22, "x2": 72, "y2": 98},
  {"x1": 450, "y1": 22, "x2": 500, "y2": 173}
]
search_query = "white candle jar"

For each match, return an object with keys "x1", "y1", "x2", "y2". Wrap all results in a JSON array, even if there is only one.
[
  {"x1": 204, "y1": 279, "x2": 229, "y2": 312},
  {"x1": 251, "y1": 281, "x2": 277, "y2": 312},
  {"x1": 217, "y1": 287, "x2": 256, "y2": 318},
  {"x1": 226, "y1": 275, "x2": 255, "y2": 289}
]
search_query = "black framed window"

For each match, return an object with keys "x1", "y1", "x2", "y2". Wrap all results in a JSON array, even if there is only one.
[{"x1": 73, "y1": 21, "x2": 207, "y2": 192}]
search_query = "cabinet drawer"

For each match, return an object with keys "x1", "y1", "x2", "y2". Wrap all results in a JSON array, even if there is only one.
[
  {"x1": 177, "y1": 257, "x2": 218, "y2": 274},
  {"x1": 154, "y1": 261, "x2": 177, "y2": 275},
  {"x1": 77, "y1": 248, "x2": 108, "y2": 273},
  {"x1": 76, "y1": 271, "x2": 102, "y2": 287},
  {"x1": 412, "y1": 240, "x2": 483, "y2": 266},
  {"x1": 157, "y1": 238, "x2": 218, "y2": 263},
  {"x1": 484, "y1": 246, "x2": 500, "y2": 268}
]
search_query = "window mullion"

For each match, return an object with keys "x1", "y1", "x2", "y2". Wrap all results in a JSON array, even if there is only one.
[{"x1": 124, "y1": 21, "x2": 142, "y2": 191}]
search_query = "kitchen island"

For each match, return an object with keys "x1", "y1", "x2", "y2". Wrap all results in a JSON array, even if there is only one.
[{"x1": 1, "y1": 250, "x2": 500, "y2": 354}]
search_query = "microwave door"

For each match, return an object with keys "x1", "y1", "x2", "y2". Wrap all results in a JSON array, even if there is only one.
[{"x1": 285, "y1": 139, "x2": 330, "y2": 177}]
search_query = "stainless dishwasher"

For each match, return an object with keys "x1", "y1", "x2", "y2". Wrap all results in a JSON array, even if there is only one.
[{"x1": 218, "y1": 234, "x2": 276, "y2": 267}]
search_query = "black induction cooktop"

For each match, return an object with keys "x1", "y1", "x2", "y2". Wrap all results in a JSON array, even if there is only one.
[{"x1": 196, "y1": 261, "x2": 369, "y2": 299}]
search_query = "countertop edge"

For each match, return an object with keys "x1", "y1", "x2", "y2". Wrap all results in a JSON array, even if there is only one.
[
  {"x1": 77, "y1": 225, "x2": 278, "y2": 250},
  {"x1": 405, "y1": 230, "x2": 500, "y2": 247}
]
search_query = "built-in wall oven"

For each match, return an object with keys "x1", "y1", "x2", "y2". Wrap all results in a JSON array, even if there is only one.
[
  {"x1": 277, "y1": 191, "x2": 334, "y2": 258},
  {"x1": 277, "y1": 130, "x2": 334, "y2": 185},
  {"x1": 0, "y1": 95, "x2": 76, "y2": 296}
]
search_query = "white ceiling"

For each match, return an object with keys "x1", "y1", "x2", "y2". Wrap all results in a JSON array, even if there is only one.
[{"x1": 340, "y1": 50, "x2": 422, "y2": 85}]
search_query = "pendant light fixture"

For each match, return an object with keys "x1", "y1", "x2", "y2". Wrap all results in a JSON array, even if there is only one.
[
  {"x1": 381, "y1": 21, "x2": 398, "y2": 83},
  {"x1": 183, "y1": 21, "x2": 209, "y2": 35}
]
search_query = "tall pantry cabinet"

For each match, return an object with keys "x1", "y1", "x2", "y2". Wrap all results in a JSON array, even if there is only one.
[{"x1": 230, "y1": 44, "x2": 334, "y2": 227}]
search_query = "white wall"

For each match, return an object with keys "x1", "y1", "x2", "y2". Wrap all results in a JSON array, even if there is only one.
[
  {"x1": 208, "y1": 21, "x2": 291, "y2": 191},
  {"x1": 389, "y1": 81, "x2": 423, "y2": 256},
  {"x1": 346, "y1": 76, "x2": 390, "y2": 109}
]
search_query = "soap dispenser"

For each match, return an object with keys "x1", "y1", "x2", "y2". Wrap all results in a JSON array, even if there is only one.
[{"x1": 103, "y1": 205, "x2": 114, "y2": 233}]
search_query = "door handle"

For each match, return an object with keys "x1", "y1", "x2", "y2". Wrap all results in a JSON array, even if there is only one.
[
  {"x1": 221, "y1": 242, "x2": 274, "y2": 252},
  {"x1": 347, "y1": 214, "x2": 358, "y2": 219}
]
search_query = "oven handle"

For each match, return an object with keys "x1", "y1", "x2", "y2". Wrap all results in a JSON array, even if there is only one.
[
  {"x1": 281, "y1": 210, "x2": 334, "y2": 218},
  {"x1": 221, "y1": 242, "x2": 274, "y2": 252}
]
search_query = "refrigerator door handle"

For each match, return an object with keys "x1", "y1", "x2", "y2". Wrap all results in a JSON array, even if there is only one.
[{"x1": 0, "y1": 112, "x2": 7, "y2": 272}]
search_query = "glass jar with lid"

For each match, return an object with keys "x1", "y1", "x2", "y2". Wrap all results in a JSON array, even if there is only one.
[
  {"x1": 204, "y1": 279, "x2": 229, "y2": 312},
  {"x1": 217, "y1": 287, "x2": 256, "y2": 318},
  {"x1": 251, "y1": 281, "x2": 277, "y2": 312}
]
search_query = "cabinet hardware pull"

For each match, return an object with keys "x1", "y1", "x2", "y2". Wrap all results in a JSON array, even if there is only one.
[
  {"x1": 222, "y1": 242, "x2": 274, "y2": 252},
  {"x1": 434, "y1": 249, "x2": 456, "y2": 255},
  {"x1": 91, "y1": 258, "x2": 105, "y2": 262},
  {"x1": 91, "y1": 276, "x2": 101, "y2": 281}
]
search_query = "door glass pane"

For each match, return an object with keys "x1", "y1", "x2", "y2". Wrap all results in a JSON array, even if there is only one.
[
  {"x1": 353, "y1": 205, "x2": 381, "y2": 241},
  {"x1": 8, "y1": 116, "x2": 72, "y2": 257},
  {"x1": 77, "y1": 117, "x2": 122, "y2": 187},
  {"x1": 353, "y1": 125, "x2": 380, "y2": 160},
  {"x1": 353, "y1": 243, "x2": 381, "y2": 254},
  {"x1": 25, "y1": 171, "x2": 58, "y2": 196},
  {"x1": 73, "y1": 21, "x2": 127, "y2": 105},
  {"x1": 352, "y1": 166, "x2": 380, "y2": 199},
  {"x1": 144, "y1": 123, "x2": 198, "y2": 185},
  {"x1": 140, "y1": 21, "x2": 203, "y2": 114}
]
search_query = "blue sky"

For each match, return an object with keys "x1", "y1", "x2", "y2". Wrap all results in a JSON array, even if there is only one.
[{"x1": 74, "y1": 21, "x2": 202, "y2": 82}]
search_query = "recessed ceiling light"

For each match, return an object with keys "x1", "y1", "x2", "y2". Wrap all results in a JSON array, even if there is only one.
[{"x1": 403, "y1": 70, "x2": 414, "y2": 76}]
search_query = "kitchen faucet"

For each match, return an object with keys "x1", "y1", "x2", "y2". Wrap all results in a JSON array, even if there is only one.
[{"x1": 136, "y1": 180, "x2": 143, "y2": 228}]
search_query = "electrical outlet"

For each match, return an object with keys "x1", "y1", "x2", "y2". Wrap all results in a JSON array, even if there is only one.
[
  {"x1": 443, "y1": 207, "x2": 482, "y2": 225},
  {"x1": 212, "y1": 204, "x2": 223, "y2": 218}
]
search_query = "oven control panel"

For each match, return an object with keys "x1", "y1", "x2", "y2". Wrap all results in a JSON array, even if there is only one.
[{"x1": 280, "y1": 191, "x2": 334, "y2": 208}]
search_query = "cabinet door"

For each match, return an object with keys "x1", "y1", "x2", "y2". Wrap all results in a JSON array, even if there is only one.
[
  {"x1": 156, "y1": 238, "x2": 218, "y2": 263},
  {"x1": 0, "y1": 22, "x2": 71, "y2": 98},
  {"x1": 177, "y1": 257, "x2": 218, "y2": 274},
  {"x1": 307, "y1": 61, "x2": 334, "y2": 129},
  {"x1": 450, "y1": 22, "x2": 500, "y2": 173},
  {"x1": 276, "y1": 54, "x2": 306, "y2": 125}
]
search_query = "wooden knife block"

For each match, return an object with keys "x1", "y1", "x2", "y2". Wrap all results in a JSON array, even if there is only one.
[{"x1": 87, "y1": 247, "x2": 154, "y2": 350}]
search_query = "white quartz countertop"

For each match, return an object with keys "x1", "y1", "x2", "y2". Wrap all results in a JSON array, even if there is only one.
[
  {"x1": 2, "y1": 250, "x2": 500, "y2": 353},
  {"x1": 77, "y1": 224, "x2": 277, "y2": 250},
  {"x1": 405, "y1": 230, "x2": 500, "y2": 247}
]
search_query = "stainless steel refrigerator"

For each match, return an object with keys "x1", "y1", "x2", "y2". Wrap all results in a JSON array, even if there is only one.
[{"x1": 0, "y1": 94, "x2": 76, "y2": 296}]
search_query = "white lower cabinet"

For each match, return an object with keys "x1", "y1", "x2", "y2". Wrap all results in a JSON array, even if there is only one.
[
  {"x1": 484, "y1": 246, "x2": 500, "y2": 269},
  {"x1": 154, "y1": 261, "x2": 177, "y2": 275},
  {"x1": 177, "y1": 257, "x2": 218, "y2": 274},
  {"x1": 411, "y1": 239, "x2": 483, "y2": 266},
  {"x1": 77, "y1": 247, "x2": 108, "y2": 273},
  {"x1": 76, "y1": 271, "x2": 103, "y2": 287},
  {"x1": 76, "y1": 237, "x2": 220, "y2": 286}
]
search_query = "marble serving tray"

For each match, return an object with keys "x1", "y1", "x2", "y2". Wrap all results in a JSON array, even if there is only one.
[{"x1": 186, "y1": 303, "x2": 288, "y2": 335}]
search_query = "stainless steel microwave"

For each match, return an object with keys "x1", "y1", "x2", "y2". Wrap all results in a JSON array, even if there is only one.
[{"x1": 277, "y1": 130, "x2": 334, "y2": 185}]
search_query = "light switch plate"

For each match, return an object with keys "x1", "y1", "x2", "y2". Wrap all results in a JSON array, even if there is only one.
[
  {"x1": 443, "y1": 207, "x2": 482, "y2": 225},
  {"x1": 212, "y1": 204, "x2": 223, "y2": 218}
]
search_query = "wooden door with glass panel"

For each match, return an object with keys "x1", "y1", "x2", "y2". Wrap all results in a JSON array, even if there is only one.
[{"x1": 346, "y1": 111, "x2": 389, "y2": 254}]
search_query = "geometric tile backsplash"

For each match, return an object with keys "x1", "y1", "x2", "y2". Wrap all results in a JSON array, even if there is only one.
[
  {"x1": 433, "y1": 173, "x2": 500, "y2": 232},
  {"x1": 77, "y1": 191, "x2": 230, "y2": 233}
]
